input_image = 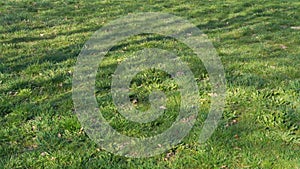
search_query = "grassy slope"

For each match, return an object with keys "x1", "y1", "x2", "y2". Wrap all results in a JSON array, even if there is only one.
[{"x1": 0, "y1": 0, "x2": 299, "y2": 168}]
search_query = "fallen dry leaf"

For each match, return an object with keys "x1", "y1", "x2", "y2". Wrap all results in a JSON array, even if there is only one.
[
  {"x1": 164, "y1": 151, "x2": 175, "y2": 161},
  {"x1": 40, "y1": 152, "x2": 48, "y2": 156},
  {"x1": 291, "y1": 26, "x2": 300, "y2": 30},
  {"x1": 220, "y1": 165, "x2": 228, "y2": 169},
  {"x1": 32, "y1": 126, "x2": 36, "y2": 131},
  {"x1": 280, "y1": 44, "x2": 287, "y2": 49},
  {"x1": 132, "y1": 99, "x2": 138, "y2": 104},
  {"x1": 159, "y1": 106, "x2": 167, "y2": 110}
]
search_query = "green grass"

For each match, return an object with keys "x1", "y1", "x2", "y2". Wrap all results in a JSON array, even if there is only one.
[{"x1": 1, "y1": 0, "x2": 300, "y2": 168}]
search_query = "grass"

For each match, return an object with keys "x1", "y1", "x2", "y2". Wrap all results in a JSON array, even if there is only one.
[{"x1": 0, "y1": 0, "x2": 300, "y2": 168}]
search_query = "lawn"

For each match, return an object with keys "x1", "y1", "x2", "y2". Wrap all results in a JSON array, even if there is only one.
[{"x1": 0, "y1": 0, "x2": 299, "y2": 168}]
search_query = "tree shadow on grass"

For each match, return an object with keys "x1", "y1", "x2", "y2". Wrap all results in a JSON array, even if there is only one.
[{"x1": 1, "y1": 1, "x2": 299, "y2": 167}]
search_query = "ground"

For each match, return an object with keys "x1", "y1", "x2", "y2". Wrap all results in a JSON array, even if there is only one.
[{"x1": 0, "y1": 0, "x2": 299, "y2": 168}]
